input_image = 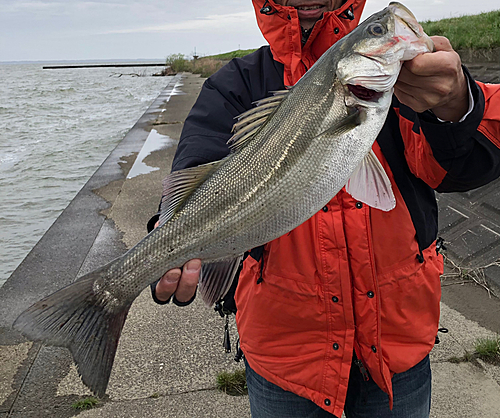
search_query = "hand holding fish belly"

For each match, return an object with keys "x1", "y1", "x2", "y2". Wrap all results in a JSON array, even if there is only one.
[
  {"x1": 13, "y1": 3, "x2": 434, "y2": 398},
  {"x1": 394, "y1": 36, "x2": 469, "y2": 122},
  {"x1": 155, "y1": 257, "x2": 200, "y2": 303}
]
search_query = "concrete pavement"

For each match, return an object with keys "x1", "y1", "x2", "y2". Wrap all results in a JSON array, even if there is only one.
[{"x1": 1, "y1": 71, "x2": 500, "y2": 418}]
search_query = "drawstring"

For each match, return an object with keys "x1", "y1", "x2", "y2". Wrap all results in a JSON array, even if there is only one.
[
  {"x1": 339, "y1": 5, "x2": 355, "y2": 20},
  {"x1": 256, "y1": 257, "x2": 264, "y2": 284},
  {"x1": 260, "y1": 0, "x2": 277, "y2": 15}
]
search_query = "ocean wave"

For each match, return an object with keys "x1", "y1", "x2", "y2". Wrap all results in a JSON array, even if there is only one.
[{"x1": 0, "y1": 64, "x2": 170, "y2": 286}]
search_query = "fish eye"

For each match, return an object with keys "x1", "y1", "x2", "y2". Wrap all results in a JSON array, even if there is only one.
[{"x1": 368, "y1": 23, "x2": 386, "y2": 36}]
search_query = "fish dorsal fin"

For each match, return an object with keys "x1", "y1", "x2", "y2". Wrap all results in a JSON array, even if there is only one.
[
  {"x1": 346, "y1": 149, "x2": 396, "y2": 212},
  {"x1": 228, "y1": 90, "x2": 289, "y2": 152},
  {"x1": 199, "y1": 255, "x2": 243, "y2": 306},
  {"x1": 159, "y1": 160, "x2": 223, "y2": 225}
]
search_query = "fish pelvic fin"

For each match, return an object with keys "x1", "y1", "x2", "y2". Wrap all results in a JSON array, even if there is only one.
[{"x1": 13, "y1": 267, "x2": 132, "y2": 397}]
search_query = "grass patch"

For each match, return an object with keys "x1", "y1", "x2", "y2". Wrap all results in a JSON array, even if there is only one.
[
  {"x1": 421, "y1": 10, "x2": 500, "y2": 50},
  {"x1": 164, "y1": 49, "x2": 257, "y2": 78},
  {"x1": 205, "y1": 49, "x2": 258, "y2": 60},
  {"x1": 71, "y1": 397, "x2": 99, "y2": 410},
  {"x1": 448, "y1": 338, "x2": 500, "y2": 365},
  {"x1": 475, "y1": 336, "x2": 500, "y2": 364},
  {"x1": 165, "y1": 54, "x2": 225, "y2": 78},
  {"x1": 216, "y1": 369, "x2": 248, "y2": 396}
]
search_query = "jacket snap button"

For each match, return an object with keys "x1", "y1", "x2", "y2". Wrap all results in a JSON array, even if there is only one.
[
  {"x1": 333, "y1": 343, "x2": 339, "y2": 350},
  {"x1": 371, "y1": 345, "x2": 377, "y2": 353},
  {"x1": 332, "y1": 296, "x2": 339, "y2": 303},
  {"x1": 324, "y1": 398, "x2": 331, "y2": 406},
  {"x1": 355, "y1": 202, "x2": 363, "y2": 209},
  {"x1": 322, "y1": 206, "x2": 328, "y2": 212},
  {"x1": 334, "y1": 27, "x2": 339, "y2": 34},
  {"x1": 367, "y1": 291, "x2": 374, "y2": 298}
]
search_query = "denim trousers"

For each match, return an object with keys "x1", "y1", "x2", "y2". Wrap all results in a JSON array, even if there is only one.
[{"x1": 244, "y1": 355, "x2": 431, "y2": 418}]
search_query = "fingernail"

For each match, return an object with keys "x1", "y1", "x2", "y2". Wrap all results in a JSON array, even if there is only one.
[
  {"x1": 185, "y1": 259, "x2": 201, "y2": 273},
  {"x1": 165, "y1": 274, "x2": 180, "y2": 284}
]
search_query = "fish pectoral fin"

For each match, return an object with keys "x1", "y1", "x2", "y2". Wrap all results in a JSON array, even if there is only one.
[
  {"x1": 159, "y1": 160, "x2": 225, "y2": 226},
  {"x1": 346, "y1": 149, "x2": 396, "y2": 212},
  {"x1": 199, "y1": 255, "x2": 244, "y2": 306},
  {"x1": 316, "y1": 107, "x2": 363, "y2": 138}
]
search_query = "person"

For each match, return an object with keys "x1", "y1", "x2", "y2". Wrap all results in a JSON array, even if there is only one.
[{"x1": 148, "y1": 1, "x2": 500, "y2": 416}]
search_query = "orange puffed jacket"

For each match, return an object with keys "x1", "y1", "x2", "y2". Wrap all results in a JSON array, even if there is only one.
[{"x1": 166, "y1": 0, "x2": 500, "y2": 416}]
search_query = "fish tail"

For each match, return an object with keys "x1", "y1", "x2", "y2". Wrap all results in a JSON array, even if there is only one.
[{"x1": 13, "y1": 267, "x2": 132, "y2": 397}]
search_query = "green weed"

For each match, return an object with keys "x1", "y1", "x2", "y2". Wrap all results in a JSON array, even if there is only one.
[
  {"x1": 216, "y1": 369, "x2": 248, "y2": 396},
  {"x1": 71, "y1": 397, "x2": 99, "y2": 410},
  {"x1": 475, "y1": 336, "x2": 500, "y2": 364}
]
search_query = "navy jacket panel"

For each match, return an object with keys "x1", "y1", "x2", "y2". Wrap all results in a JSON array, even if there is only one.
[{"x1": 172, "y1": 46, "x2": 284, "y2": 172}]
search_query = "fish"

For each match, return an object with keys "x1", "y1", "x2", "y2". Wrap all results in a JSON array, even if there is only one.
[{"x1": 13, "y1": 2, "x2": 434, "y2": 397}]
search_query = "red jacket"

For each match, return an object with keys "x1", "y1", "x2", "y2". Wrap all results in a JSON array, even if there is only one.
[
  {"x1": 230, "y1": 1, "x2": 500, "y2": 416},
  {"x1": 167, "y1": 1, "x2": 500, "y2": 415}
]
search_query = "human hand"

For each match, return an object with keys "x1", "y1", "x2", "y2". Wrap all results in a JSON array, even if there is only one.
[
  {"x1": 394, "y1": 36, "x2": 469, "y2": 123},
  {"x1": 154, "y1": 221, "x2": 201, "y2": 303}
]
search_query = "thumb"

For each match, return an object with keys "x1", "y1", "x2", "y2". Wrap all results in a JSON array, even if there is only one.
[{"x1": 429, "y1": 36, "x2": 453, "y2": 52}]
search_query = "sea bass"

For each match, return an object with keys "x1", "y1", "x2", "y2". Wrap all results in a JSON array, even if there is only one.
[{"x1": 14, "y1": 2, "x2": 433, "y2": 396}]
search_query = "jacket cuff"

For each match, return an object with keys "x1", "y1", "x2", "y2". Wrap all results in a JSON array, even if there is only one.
[
  {"x1": 147, "y1": 213, "x2": 160, "y2": 233},
  {"x1": 172, "y1": 289, "x2": 197, "y2": 307},
  {"x1": 418, "y1": 65, "x2": 485, "y2": 154}
]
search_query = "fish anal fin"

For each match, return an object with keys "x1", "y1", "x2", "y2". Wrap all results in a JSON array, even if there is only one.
[
  {"x1": 199, "y1": 256, "x2": 243, "y2": 306},
  {"x1": 13, "y1": 266, "x2": 131, "y2": 397},
  {"x1": 160, "y1": 160, "x2": 224, "y2": 225},
  {"x1": 346, "y1": 149, "x2": 396, "y2": 212}
]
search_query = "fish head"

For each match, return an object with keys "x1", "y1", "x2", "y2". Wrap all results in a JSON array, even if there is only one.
[{"x1": 335, "y1": 2, "x2": 434, "y2": 107}]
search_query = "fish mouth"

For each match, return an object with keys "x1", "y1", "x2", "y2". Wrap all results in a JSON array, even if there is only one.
[
  {"x1": 347, "y1": 85, "x2": 384, "y2": 102},
  {"x1": 389, "y1": 2, "x2": 435, "y2": 53}
]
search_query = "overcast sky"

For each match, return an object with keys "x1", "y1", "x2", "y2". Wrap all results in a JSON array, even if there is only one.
[{"x1": 0, "y1": 0, "x2": 497, "y2": 62}]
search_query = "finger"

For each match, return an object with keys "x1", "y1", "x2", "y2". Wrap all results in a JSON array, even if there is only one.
[
  {"x1": 430, "y1": 36, "x2": 453, "y2": 52},
  {"x1": 394, "y1": 87, "x2": 428, "y2": 113},
  {"x1": 154, "y1": 220, "x2": 159, "y2": 228},
  {"x1": 396, "y1": 65, "x2": 423, "y2": 88},
  {"x1": 402, "y1": 37, "x2": 457, "y2": 78},
  {"x1": 156, "y1": 268, "x2": 182, "y2": 302},
  {"x1": 175, "y1": 259, "x2": 201, "y2": 303},
  {"x1": 403, "y1": 50, "x2": 455, "y2": 77}
]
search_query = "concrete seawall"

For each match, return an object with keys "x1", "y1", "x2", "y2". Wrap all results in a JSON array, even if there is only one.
[{"x1": 1, "y1": 68, "x2": 500, "y2": 417}]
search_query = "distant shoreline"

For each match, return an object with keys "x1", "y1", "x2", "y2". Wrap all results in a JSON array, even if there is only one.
[
  {"x1": 43, "y1": 63, "x2": 166, "y2": 70},
  {"x1": 0, "y1": 59, "x2": 165, "y2": 65}
]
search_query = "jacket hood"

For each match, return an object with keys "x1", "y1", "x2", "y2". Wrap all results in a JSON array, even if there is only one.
[{"x1": 252, "y1": 0, "x2": 366, "y2": 85}]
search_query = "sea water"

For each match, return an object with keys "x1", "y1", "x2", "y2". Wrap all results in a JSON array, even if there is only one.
[{"x1": 0, "y1": 62, "x2": 172, "y2": 287}]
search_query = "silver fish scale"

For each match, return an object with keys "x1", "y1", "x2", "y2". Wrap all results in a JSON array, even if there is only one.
[
  {"x1": 104, "y1": 81, "x2": 382, "y2": 305},
  {"x1": 98, "y1": 5, "x2": 424, "y2": 304}
]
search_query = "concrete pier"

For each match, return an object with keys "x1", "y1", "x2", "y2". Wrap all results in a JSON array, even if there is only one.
[{"x1": 1, "y1": 69, "x2": 499, "y2": 417}]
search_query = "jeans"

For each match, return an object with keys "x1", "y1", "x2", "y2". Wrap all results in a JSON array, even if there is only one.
[{"x1": 245, "y1": 355, "x2": 431, "y2": 418}]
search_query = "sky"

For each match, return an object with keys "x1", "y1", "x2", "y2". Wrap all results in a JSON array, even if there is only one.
[{"x1": 0, "y1": 0, "x2": 498, "y2": 62}]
